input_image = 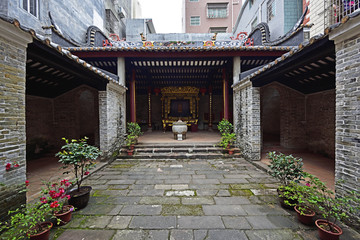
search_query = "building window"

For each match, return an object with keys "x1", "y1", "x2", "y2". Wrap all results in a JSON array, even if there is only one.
[
  {"x1": 209, "y1": 27, "x2": 227, "y2": 33},
  {"x1": 267, "y1": 0, "x2": 276, "y2": 22},
  {"x1": 251, "y1": 17, "x2": 258, "y2": 31},
  {"x1": 207, "y1": 3, "x2": 228, "y2": 18},
  {"x1": 22, "y1": 0, "x2": 39, "y2": 17},
  {"x1": 190, "y1": 16, "x2": 200, "y2": 26}
]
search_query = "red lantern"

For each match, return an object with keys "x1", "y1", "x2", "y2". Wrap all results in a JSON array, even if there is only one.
[
  {"x1": 200, "y1": 88, "x2": 207, "y2": 96},
  {"x1": 154, "y1": 88, "x2": 161, "y2": 96}
]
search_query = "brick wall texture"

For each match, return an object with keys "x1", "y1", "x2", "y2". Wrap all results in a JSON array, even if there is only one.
[
  {"x1": 26, "y1": 86, "x2": 100, "y2": 151},
  {"x1": 0, "y1": 35, "x2": 27, "y2": 220},
  {"x1": 260, "y1": 83, "x2": 335, "y2": 158},
  {"x1": 233, "y1": 82, "x2": 261, "y2": 160},
  {"x1": 99, "y1": 82, "x2": 126, "y2": 159},
  {"x1": 334, "y1": 32, "x2": 360, "y2": 209}
]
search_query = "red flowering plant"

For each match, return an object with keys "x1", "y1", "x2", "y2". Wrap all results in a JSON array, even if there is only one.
[
  {"x1": 0, "y1": 181, "x2": 54, "y2": 239},
  {"x1": 40, "y1": 179, "x2": 74, "y2": 214},
  {"x1": 5, "y1": 161, "x2": 20, "y2": 171}
]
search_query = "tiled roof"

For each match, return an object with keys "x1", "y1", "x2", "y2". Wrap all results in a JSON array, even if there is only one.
[
  {"x1": 0, "y1": 14, "x2": 121, "y2": 86},
  {"x1": 233, "y1": 11, "x2": 360, "y2": 87},
  {"x1": 67, "y1": 45, "x2": 294, "y2": 53}
]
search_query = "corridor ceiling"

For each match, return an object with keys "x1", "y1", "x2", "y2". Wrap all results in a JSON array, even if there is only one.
[{"x1": 84, "y1": 56, "x2": 278, "y2": 94}]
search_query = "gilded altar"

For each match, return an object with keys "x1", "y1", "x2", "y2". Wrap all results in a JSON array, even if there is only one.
[{"x1": 161, "y1": 86, "x2": 199, "y2": 131}]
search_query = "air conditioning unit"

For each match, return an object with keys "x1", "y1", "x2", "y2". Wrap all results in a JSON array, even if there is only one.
[{"x1": 117, "y1": 7, "x2": 126, "y2": 18}]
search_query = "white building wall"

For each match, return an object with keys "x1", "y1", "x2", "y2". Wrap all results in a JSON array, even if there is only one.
[{"x1": 309, "y1": 1, "x2": 326, "y2": 37}]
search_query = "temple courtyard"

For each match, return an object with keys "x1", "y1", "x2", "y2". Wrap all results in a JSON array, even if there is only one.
[{"x1": 31, "y1": 134, "x2": 359, "y2": 240}]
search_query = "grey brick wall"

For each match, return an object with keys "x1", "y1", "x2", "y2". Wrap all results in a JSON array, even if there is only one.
[
  {"x1": 99, "y1": 82, "x2": 126, "y2": 159},
  {"x1": 0, "y1": 35, "x2": 27, "y2": 220},
  {"x1": 233, "y1": 80, "x2": 261, "y2": 161},
  {"x1": 334, "y1": 32, "x2": 360, "y2": 220},
  {"x1": 26, "y1": 86, "x2": 100, "y2": 152}
]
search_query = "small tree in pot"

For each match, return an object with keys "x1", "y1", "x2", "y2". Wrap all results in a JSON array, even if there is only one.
[
  {"x1": 267, "y1": 151, "x2": 305, "y2": 209},
  {"x1": 302, "y1": 175, "x2": 360, "y2": 240},
  {"x1": 56, "y1": 137, "x2": 101, "y2": 209}
]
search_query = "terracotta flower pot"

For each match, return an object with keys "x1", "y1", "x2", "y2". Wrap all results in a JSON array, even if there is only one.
[
  {"x1": 127, "y1": 149, "x2": 134, "y2": 156},
  {"x1": 68, "y1": 186, "x2": 92, "y2": 210},
  {"x1": 315, "y1": 219, "x2": 343, "y2": 240},
  {"x1": 228, "y1": 149, "x2": 234, "y2": 155},
  {"x1": 29, "y1": 221, "x2": 53, "y2": 240},
  {"x1": 54, "y1": 205, "x2": 74, "y2": 226},
  {"x1": 294, "y1": 205, "x2": 315, "y2": 225}
]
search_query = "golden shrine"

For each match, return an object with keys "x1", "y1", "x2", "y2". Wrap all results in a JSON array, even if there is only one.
[{"x1": 161, "y1": 86, "x2": 200, "y2": 131}]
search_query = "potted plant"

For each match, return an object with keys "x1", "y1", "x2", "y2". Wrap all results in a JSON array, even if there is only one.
[
  {"x1": 0, "y1": 183, "x2": 53, "y2": 240},
  {"x1": 40, "y1": 179, "x2": 74, "y2": 226},
  {"x1": 56, "y1": 137, "x2": 101, "y2": 210},
  {"x1": 125, "y1": 134, "x2": 136, "y2": 155},
  {"x1": 126, "y1": 122, "x2": 143, "y2": 144},
  {"x1": 217, "y1": 119, "x2": 233, "y2": 135},
  {"x1": 267, "y1": 151, "x2": 305, "y2": 209},
  {"x1": 219, "y1": 133, "x2": 236, "y2": 154},
  {"x1": 281, "y1": 178, "x2": 316, "y2": 225},
  {"x1": 302, "y1": 174, "x2": 360, "y2": 240}
]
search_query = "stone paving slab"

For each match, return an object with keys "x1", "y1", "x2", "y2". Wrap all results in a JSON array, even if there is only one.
[
  {"x1": 120, "y1": 205, "x2": 162, "y2": 215},
  {"x1": 177, "y1": 216, "x2": 225, "y2": 229},
  {"x1": 203, "y1": 204, "x2": 247, "y2": 216},
  {"x1": 206, "y1": 230, "x2": 248, "y2": 240},
  {"x1": 129, "y1": 216, "x2": 176, "y2": 229},
  {"x1": 52, "y1": 157, "x2": 360, "y2": 240},
  {"x1": 56, "y1": 229, "x2": 115, "y2": 240},
  {"x1": 245, "y1": 229, "x2": 303, "y2": 240}
]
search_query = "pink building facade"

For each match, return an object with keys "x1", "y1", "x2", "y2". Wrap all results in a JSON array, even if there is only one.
[{"x1": 184, "y1": 0, "x2": 242, "y2": 33}]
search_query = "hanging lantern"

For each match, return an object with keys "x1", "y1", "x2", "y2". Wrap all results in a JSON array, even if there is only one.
[
  {"x1": 200, "y1": 88, "x2": 207, "y2": 96},
  {"x1": 154, "y1": 88, "x2": 161, "y2": 96}
]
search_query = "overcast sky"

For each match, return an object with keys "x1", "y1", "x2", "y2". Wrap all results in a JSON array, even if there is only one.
[{"x1": 138, "y1": 0, "x2": 183, "y2": 33}]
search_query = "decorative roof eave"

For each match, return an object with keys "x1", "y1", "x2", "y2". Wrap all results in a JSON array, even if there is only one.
[
  {"x1": 232, "y1": 34, "x2": 327, "y2": 88},
  {"x1": 232, "y1": 11, "x2": 360, "y2": 88},
  {"x1": 67, "y1": 45, "x2": 294, "y2": 52},
  {"x1": 0, "y1": 14, "x2": 124, "y2": 88}
]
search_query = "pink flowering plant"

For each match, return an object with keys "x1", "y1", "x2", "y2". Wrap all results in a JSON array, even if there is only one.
[
  {"x1": 40, "y1": 179, "x2": 74, "y2": 214},
  {"x1": 0, "y1": 181, "x2": 53, "y2": 239},
  {"x1": 56, "y1": 137, "x2": 101, "y2": 192}
]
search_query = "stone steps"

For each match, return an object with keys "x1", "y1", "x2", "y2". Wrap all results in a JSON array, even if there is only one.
[{"x1": 118, "y1": 143, "x2": 241, "y2": 160}]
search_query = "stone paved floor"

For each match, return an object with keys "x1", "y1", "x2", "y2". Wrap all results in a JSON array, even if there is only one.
[{"x1": 50, "y1": 157, "x2": 360, "y2": 240}]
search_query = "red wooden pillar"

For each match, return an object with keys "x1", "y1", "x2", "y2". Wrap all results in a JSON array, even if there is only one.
[
  {"x1": 208, "y1": 85, "x2": 213, "y2": 130},
  {"x1": 130, "y1": 70, "x2": 136, "y2": 123},
  {"x1": 147, "y1": 86, "x2": 152, "y2": 131},
  {"x1": 222, "y1": 68, "x2": 229, "y2": 120}
]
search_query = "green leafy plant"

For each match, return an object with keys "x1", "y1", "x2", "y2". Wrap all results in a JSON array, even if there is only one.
[
  {"x1": 301, "y1": 173, "x2": 360, "y2": 232},
  {"x1": 125, "y1": 134, "x2": 137, "y2": 149},
  {"x1": 217, "y1": 119, "x2": 233, "y2": 135},
  {"x1": 56, "y1": 137, "x2": 101, "y2": 192},
  {"x1": 0, "y1": 182, "x2": 53, "y2": 239},
  {"x1": 126, "y1": 122, "x2": 143, "y2": 138},
  {"x1": 219, "y1": 133, "x2": 236, "y2": 149},
  {"x1": 267, "y1": 151, "x2": 305, "y2": 187}
]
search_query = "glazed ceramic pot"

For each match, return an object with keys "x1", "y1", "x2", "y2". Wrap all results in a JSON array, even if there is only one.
[{"x1": 67, "y1": 186, "x2": 92, "y2": 210}]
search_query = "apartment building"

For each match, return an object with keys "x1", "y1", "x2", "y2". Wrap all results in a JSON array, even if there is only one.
[
  {"x1": 233, "y1": 0, "x2": 303, "y2": 40},
  {"x1": 184, "y1": 0, "x2": 242, "y2": 33}
]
